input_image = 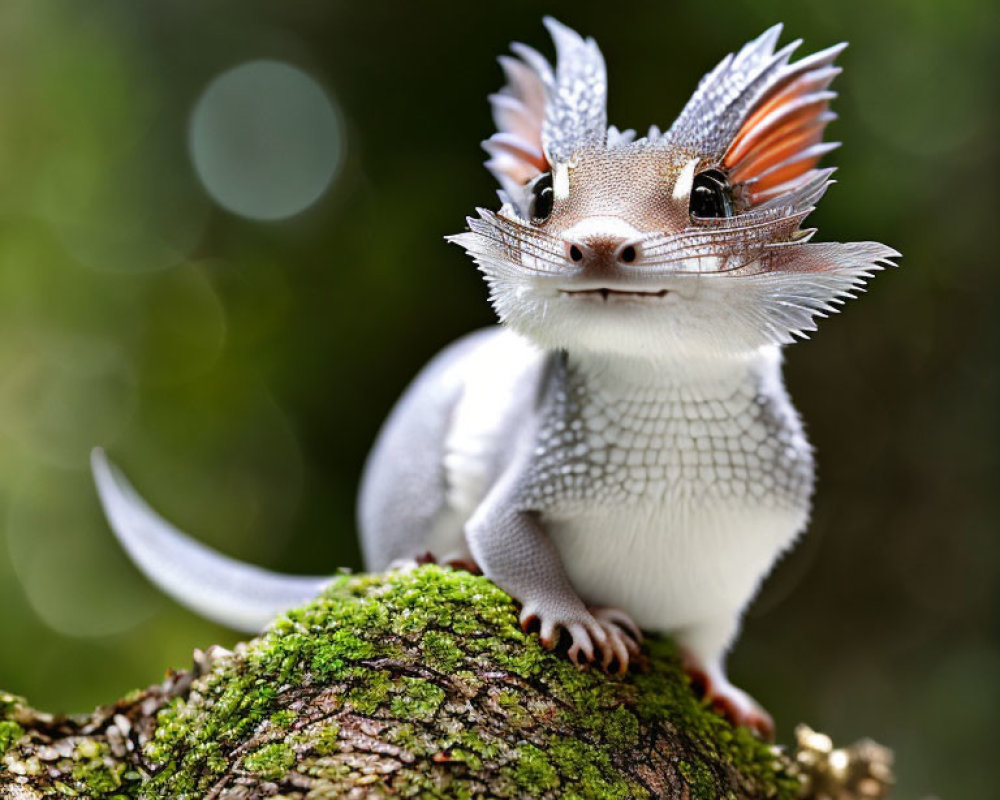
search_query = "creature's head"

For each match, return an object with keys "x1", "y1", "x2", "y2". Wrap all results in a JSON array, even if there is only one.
[{"x1": 450, "y1": 18, "x2": 898, "y2": 360}]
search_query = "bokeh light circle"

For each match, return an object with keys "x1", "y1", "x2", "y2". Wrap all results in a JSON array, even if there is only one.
[{"x1": 190, "y1": 60, "x2": 344, "y2": 221}]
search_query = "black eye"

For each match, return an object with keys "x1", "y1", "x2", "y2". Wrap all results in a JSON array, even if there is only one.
[
  {"x1": 529, "y1": 172, "x2": 554, "y2": 222},
  {"x1": 689, "y1": 169, "x2": 733, "y2": 219}
]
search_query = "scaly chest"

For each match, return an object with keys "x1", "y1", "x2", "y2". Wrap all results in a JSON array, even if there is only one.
[
  {"x1": 517, "y1": 355, "x2": 814, "y2": 627},
  {"x1": 520, "y1": 357, "x2": 812, "y2": 513}
]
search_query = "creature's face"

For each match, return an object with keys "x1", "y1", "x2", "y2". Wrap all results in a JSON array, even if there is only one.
[{"x1": 451, "y1": 19, "x2": 897, "y2": 359}]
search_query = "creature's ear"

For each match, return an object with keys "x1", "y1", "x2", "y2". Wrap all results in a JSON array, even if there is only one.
[
  {"x1": 484, "y1": 17, "x2": 607, "y2": 197},
  {"x1": 665, "y1": 25, "x2": 845, "y2": 207}
]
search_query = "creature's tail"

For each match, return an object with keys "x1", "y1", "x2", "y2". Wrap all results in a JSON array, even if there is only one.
[{"x1": 91, "y1": 448, "x2": 332, "y2": 633}]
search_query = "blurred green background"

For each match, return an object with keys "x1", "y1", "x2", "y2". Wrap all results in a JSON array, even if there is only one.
[{"x1": 0, "y1": 1, "x2": 995, "y2": 797}]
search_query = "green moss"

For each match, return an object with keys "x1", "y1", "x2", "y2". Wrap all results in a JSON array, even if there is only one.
[
  {"x1": 678, "y1": 758, "x2": 718, "y2": 800},
  {"x1": 345, "y1": 669, "x2": 392, "y2": 714},
  {"x1": 0, "y1": 692, "x2": 25, "y2": 756},
  {"x1": 306, "y1": 721, "x2": 341, "y2": 756},
  {"x1": 132, "y1": 565, "x2": 797, "y2": 799},
  {"x1": 513, "y1": 743, "x2": 560, "y2": 792},
  {"x1": 388, "y1": 676, "x2": 446, "y2": 720},
  {"x1": 70, "y1": 740, "x2": 125, "y2": 796},
  {"x1": 269, "y1": 708, "x2": 297, "y2": 731},
  {"x1": 545, "y1": 737, "x2": 639, "y2": 800},
  {"x1": 601, "y1": 707, "x2": 640, "y2": 749},
  {"x1": 242, "y1": 741, "x2": 295, "y2": 781},
  {"x1": 0, "y1": 720, "x2": 24, "y2": 756},
  {"x1": 421, "y1": 629, "x2": 463, "y2": 672}
]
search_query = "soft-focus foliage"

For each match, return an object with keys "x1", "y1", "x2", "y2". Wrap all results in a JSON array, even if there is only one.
[{"x1": 0, "y1": 2, "x2": 996, "y2": 799}]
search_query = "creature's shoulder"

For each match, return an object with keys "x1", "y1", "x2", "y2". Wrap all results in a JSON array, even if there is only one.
[{"x1": 442, "y1": 329, "x2": 551, "y2": 513}]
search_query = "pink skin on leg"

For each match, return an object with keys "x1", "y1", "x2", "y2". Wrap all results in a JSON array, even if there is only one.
[{"x1": 682, "y1": 650, "x2": 774, "y2": 740}]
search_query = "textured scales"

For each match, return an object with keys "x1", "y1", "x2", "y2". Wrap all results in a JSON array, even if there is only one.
[
  {"x1": 92, "y1": 18, "x2": 897, "y2": 740},
  {"x1": 523, "y1": 355, "x2": 811, "y2": 515}
]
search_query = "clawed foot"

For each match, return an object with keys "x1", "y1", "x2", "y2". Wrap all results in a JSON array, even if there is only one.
[
  {"x1": 682, "y1": 653, "x2": 774, "y2": 740},
  {"x1": 520, "y1": 604, "x2": 643, "y2": 674}
]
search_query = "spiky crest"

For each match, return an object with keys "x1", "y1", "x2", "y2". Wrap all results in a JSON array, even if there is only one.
[{"x1": 484, "y1": 17, "x2": 607, "y2": 198}]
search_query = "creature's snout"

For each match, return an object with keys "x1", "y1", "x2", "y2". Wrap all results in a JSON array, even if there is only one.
[
  {"x1": 563, "y1": 235, "x2": 641, "y2": 269},
  {"x1": 561, "y1": 217, "x2": 643, "y2": 274}
]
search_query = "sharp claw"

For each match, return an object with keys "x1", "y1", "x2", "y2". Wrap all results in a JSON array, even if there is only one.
[
  {"x1": 599, "y1": 640, "x2": 613, "y2": 669},
  {"x1": 521, "y1": 607, "x2": 641, "y2": 673},
  {"x1": 569, "y1": 645, "x2": 590, "y2": 667},
  {"x1": 592, "y1": 607, "x2": 643, "y2": 644},
  {"x1": 601, "y1": 642, "x2": 618, "y2": 672},
  {"x1": 569, "y1": 623, "x2": 595, "y2": 664},
  {"x1": 577, "y1": 608, "x2": 642, "y2": 673},
  {"x1": 582, "y1": 622, "x2": 612, "y2": 669},
  {"x1": 540, "y1": 618, "x2": 557, "y2": 647},
  {"x1": 617, "y1": 616, "x2": 643, "y2": 643},
  {"x1": 608, "y1": 632, "x2": 630, "y2": 673},
  {"x1": 588, "y1": 622, "x2": 608, "y2": 645}
]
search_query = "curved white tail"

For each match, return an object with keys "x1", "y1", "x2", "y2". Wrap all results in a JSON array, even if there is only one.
[{"x1": 91, "y1": 448, "x2": 331, "y2": 632}]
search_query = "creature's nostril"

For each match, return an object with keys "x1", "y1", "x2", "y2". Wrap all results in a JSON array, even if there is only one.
[
  {"x1": 620, "y1": 245, "x2": 637, "y2": 264},
  {"x1": 569, "y1": 244, "x2": 584, "y2": 263}
]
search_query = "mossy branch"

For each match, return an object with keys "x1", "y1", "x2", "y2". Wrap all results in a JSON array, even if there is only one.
[{"x1": 0, "y1": 566, "x2": 892, "y2": 799}]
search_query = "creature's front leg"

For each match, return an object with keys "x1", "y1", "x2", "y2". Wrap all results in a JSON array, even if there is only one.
[
  {"x1": 676, "y1": 616, "x2": 774, "y2": 739},
  {"x1": 466, "y1": 472, "x2": 640, "y2": 672}
]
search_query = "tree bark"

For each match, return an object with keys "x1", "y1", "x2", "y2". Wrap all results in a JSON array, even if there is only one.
[{"x1": 0, "y1": 566, "x2": 892, "y2": 799}]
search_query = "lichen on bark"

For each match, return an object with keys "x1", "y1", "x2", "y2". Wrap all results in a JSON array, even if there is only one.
[{"x1": 1, "y1": 566, "x2": 805, "y2": 799}]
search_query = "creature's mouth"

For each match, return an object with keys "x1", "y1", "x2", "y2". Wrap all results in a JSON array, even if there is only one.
[{"x1": 559, "y1": 288, "x2": 670, "y2": 301}]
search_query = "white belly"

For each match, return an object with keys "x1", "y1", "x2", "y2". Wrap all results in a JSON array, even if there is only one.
[
  {"x1": 515, "y1": 347, "x2": 813, "y2": 632},
  {"x1": 547, "y1": 500, "x2": 807, "y2": 632}
]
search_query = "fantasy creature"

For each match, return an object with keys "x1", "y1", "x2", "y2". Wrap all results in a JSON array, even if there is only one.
[{"x1": 93, "y1": 19, "x2": 897, "y2": 737}]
